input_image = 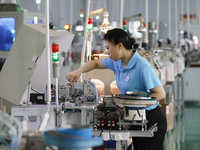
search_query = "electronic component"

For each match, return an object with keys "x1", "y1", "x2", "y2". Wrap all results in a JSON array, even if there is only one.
[
  {"x1": 59, "y1": 80, "x2": 98, "y2": 106},
  {"x1": 30, "y1": 93, "x2": 46, "y2": 104},
  {"x1": 94, "y1": 96, "x2": 120, "y2": 130}
]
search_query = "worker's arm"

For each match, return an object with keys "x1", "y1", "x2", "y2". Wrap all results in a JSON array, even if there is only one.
[
  {"x1": 149, "y1": 86, "x2": 166, "y2": 101},
  {"x1": 66, "y1": 59, "x2": 107, "y2": 82}
]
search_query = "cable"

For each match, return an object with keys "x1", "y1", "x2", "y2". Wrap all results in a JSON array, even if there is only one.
[
  {"x1": 12, "y1": 117, "x2": 23, "y2": 148},
  {"x1": 109, "y1": 125, "x2": 113, "y2": 140},
  {"x1": 127, "y1": 114, "x2": 136, "y2": 130},
  {"x1": 85, "y1": 80, "x2": 98, "y2": 104},
  {"x1": 0, "y1": 118, "x2": 17, "y2": 149},
  {"x1": 0, "y1": 114, "x2": 23, "y2": 149},
  {"x1": 84, "y1": 95, "x2": 95, "y2": 101},
  {"x1": 136, "y1": 107, "x2": 141, "y2": 117},
  {"x1": 100, "y1": 126, "x2": 103, "y2": 136},
  {"x1": 31, "y1": 87, "x2": 40, "y2": 93},
  {"x1": 0, "y1": 137, "x2": 11, "y2": 149}
]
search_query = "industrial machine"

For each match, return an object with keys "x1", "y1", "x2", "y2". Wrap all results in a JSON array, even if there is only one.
[
  {"x1": 12, "y1": 81, "x2": 158, "y2": 150},
  {"x1": 157, "y1": 46, "x2": 185, "y2": 82},
  {"x1": 137, "y1": 48, "x2": 167, "y2": 86},
  {"x1": 0, "y1": 3, "x2": 44, "y2": 73},
  {"x1": 59, "y1": 80, "x2": 98, "y2": 105},
  {"x1": 93, "y1": 92, "x2": 158, "y2": 150},
  {"x1": 11, "y1": 105, "x2": 56, "y2": 131},
  {"x1": 152, "y1": 53, "x2": 166, "y2": 86}
]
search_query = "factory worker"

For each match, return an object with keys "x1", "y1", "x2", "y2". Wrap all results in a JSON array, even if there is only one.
[{"x1": 66, "y1": 28, "x2": 167, "y2": 150}]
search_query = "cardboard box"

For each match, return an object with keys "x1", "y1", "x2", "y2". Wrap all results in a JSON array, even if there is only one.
[{"x1": 160, "y1": 94, "x2": 174, "y2": 132}]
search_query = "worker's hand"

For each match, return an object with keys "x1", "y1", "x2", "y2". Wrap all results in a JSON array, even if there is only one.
[{"x1": 66, "y1": 70, "x2": 81, "y2": 83}]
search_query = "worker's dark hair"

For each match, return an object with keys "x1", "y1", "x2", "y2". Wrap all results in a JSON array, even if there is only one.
[{"x1": 103, "y1": 28, "x2": 139, "y2": 50}]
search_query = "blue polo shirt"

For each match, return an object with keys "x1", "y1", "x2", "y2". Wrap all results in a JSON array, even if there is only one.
[{"x1": 102, "y1": 50, "x2": 161, "y2": 95}]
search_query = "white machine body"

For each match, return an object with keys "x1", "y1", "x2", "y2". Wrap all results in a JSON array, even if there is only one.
[{"x1": 124, "y1": 104, "x2": 146, "y2": 121}]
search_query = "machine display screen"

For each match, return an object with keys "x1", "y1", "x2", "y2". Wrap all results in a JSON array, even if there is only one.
[
  {"x1": 0, "y1": 17, "x2": 15, "y2": 51},
  {"x1": 27, "y1": 18, "x2": 43, "y2": 24},
  {"x1": 27, "y1": 19, "x2": 34, "y2": 24},
  {"x1": 0, "y1": 18, "x2": 15, "y2": 71}
]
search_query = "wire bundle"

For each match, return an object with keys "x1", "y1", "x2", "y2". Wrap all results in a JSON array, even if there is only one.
[{"x1": 0, "y1": 113, "x2": 23, "y2": 149}]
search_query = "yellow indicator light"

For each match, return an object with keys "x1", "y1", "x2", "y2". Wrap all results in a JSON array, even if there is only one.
[{"x1": 64, "y1": 24, "x2": 70, "y2": 30}]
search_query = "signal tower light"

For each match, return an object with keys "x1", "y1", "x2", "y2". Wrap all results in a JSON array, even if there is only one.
[
  {"x1": 123, "y1": 20, "x2": 127, "y2": 31},
  {"x1": 87, "y1": 17, "x2": 93, "y2": 30},
  {"x1": 95, "y1": 14, "x2": 100, "y2": 20},
  {"x1": 80, "y1": 9, "x2": 84, "y2": 18},
  {"x1": 52, "y1": 43, "x2": 59, "y2": 62}
]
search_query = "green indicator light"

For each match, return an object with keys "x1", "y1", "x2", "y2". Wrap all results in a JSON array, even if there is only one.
[
  {"x1": 95, "y1": 15, "x2": 100, "y2": 20},
  {"x1": 87, "y1": 24, "x2": 93, "y2": 30},
  {"x1": 80, "y1": 14, "x2": 84, "y2": 18},
  {"x1": 52, "y1": 53, "x2": 59, "y2": 62},
  {"x1": 78, "y1": 32, "x2": 82, "y2": 36},
  {"x1": 123, "y1": 26, "x2": 127, "y2": 31}
]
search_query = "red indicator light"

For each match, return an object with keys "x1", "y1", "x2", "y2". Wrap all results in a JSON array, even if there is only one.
[
  {"x1": 88, "y1": 18, "x2": 93, "y2": 24},
  {"x1": 123, "y1": 20, "x2": 127, "y2": 25},
  {"x1": 101, "y1": 120, "x2": 104, "y2": 123},
  {"x1": 112, "y1": 121, "x2": 115, "y2": 123},
  {"x1": 52, "y1": 43, "x2": 59, "y2": 53}
]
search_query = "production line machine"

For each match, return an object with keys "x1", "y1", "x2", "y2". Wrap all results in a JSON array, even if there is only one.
[
  {"x1": 59, "y1": 82, "x2": 158, "y2": 149},
  {"x1": 11, "y1": 80, "x2": 159, "y2": 149},
  {"x1": 57, "y1": 83, "x2": 158, "y2": 150}
]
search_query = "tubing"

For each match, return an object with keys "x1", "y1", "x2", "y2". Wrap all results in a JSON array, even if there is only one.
[{"x1": 0, "y1": 117, "x2": 17, "y2": 149}]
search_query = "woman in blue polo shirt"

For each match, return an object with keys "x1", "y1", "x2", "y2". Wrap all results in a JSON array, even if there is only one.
[{"x1": 66, "y1": 28, "x2": 167, "y2": 150}]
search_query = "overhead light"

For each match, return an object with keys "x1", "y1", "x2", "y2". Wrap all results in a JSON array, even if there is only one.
[
  {"x1": 36, "y1": 0, "x2": 41, "y2": 4},
  {"x1": 100, "y1": 11, "x2": 112, "y2": 33}
]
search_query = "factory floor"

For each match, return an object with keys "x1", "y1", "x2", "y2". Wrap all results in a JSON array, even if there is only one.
[{"x1": 164, "y1": 102, "x2": 200, "y2": 150}]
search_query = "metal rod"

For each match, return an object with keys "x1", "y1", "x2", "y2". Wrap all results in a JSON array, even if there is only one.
[
  {"x1": 168, "y1": 0, "x2": 171, "y2": 39},
  {"x1": 39, "y1": 0, "x2": 51, "y2": 132},
  {"x1": 196, "y1": 0, "x2": 200, "y2": 24},
  {"x1": 156, "y1": 0, "x2": 160, "y2": 41},
  {"x1": 68, "y1": 0, "x2": 73, "y2": 63},
  {"x1": 55, "y1": 78, "x2": 59, "y2": 112},
  {"x1": 80, "y1": 0, "x2": 91, "y2": 83},
  {"x1": 45, "y1": 0, "x2": 51, "y2": 104},
  {"x1": 145, "y1": 0, "x2": 148, "y2": 43},
  {"x1": 186, "y1": 0, "x2": 190, "y2": 34},
  {"x1": 119, "y1": 0, "x2": 124, "y2": 28},
  {"x1": 175, "y1": 0, "x2": 178, "y2": 48},
  {"x1": 181, "y1": 0, "x2": 184, "y2": 20}
]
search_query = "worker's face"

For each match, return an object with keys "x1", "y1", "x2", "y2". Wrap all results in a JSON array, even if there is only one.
[{"x1": 104, "y1": 40, "x2": 121, "y2": 61}]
